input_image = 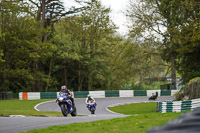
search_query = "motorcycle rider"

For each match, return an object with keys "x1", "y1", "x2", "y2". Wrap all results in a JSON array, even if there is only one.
[
  {"x1": 60, "y1": 85, "x2": 75, "y2": 108},
  {"x1": 85, "y1": 94, "x2": 97, "y2": 109}
]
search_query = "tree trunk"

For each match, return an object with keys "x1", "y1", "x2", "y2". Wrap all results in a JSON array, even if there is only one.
[
  {"x1": 33, "y1": 0, "x2": 45, "y2": 92},
  {"x1": 41, "y1": 0, "x2": 45, "y2": 28},
  {"x1": 171, "y1": 56, "x2": 176, "y2": 90}
]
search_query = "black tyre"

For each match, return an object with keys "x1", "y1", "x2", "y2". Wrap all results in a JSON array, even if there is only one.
[
  {"x1": 60, "y1": 104, "x2": 68, "y2": 117},
  {"x1": 71, "y1": 107, "x2": 77, "y2": 117},
  {"x1": 91, "y1": 107, "x2": 95, "y2": 114},
  {"x1": 91, "y1": 110, "x2": 95, "y2": 114}
]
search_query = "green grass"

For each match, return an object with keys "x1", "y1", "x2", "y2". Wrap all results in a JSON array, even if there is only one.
[
  {"x1": 109, "y1": 102, "x2": 157, "y2": 115},
  {"x1": 0, "y1": 99, "x2": 63, "y2": 117},
  {"x1": 18, "y1": 101, "x2": 186, "y2": 133},
  {"x1": 21, "y1": 112, "x2": 183, "y2": 133}
]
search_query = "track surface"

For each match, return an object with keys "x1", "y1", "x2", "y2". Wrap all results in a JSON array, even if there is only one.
[{"x1": 0, "y1": 96, "x2": 174, "y2": 133}]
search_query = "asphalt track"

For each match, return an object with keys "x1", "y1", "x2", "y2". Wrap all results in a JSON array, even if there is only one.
[{"x1": 0, "y1": 96, "x2": 174, "y2": 133}]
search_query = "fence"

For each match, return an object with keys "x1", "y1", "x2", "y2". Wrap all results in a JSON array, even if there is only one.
[
  {"x1": 0, "y1": 91, "x2": 13, "y2": 100},
  {"x1": 19, "y1": 90, "x2": 179, "y2": 100},
  {"x1": 158, "y1": 98, "x2": 200, "y2": 113}
]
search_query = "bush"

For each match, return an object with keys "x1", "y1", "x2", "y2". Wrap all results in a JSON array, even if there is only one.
[{"x1": 175, "y1": 77, "x2": 200, "y2": 100}]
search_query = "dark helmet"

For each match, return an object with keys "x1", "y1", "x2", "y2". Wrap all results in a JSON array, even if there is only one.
[{"x1": 61, "y1": 85, "x2": 67, "y2": 92}]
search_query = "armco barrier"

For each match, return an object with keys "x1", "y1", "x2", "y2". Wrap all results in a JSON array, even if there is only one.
[
  {"x1": 161, "y1": 90, "x2": 171, "y2": 96},
  {"x1": 19, "y1": 90, "x2": 179, "y2": 100},
  {"x1": 89, "y1": 91, "x2": 105, "y2": 98},
  {"x1": 105, "y1": 90, "x2": 119, "y2": 97},
  {"x1": 28, "y1": 92, "x2": 40, "y2": 100},
  {"x1": 40, "y1": 92, "x2": 57, "y2": 99},
  {"x1": 119, "y1": 90, "x2": 133, "y2": 97},
  {"x1": 158, "y1": 98, "x2": 200, "y2": 113},
  {"x1": 74, "y1": 91, "x2": 89, "y2": 98},
  {"x1": 134, "y1": 90, "x2": 147, "y2": 96}
]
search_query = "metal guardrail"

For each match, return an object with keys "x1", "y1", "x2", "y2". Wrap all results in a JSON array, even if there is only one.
[
  {"x1": 148, "y1": 107, "x2": 200, "y2": 133},
  {"x1": 0, "y1": 91, "x2": 12, "y2": 100}
]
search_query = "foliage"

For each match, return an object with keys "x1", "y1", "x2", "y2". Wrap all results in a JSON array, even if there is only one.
[
  {"x1": 126, "y1": 0, "x2": 200, "y2": 89},
  {"x1": 175, "y1": 77, "x2": 200, "y2": 100},
  {"x1": 51, "y1": 1, "x2": 117, "y2": 91},
  {"x1": 2, "y1": 0, "x2": 199, "y2": 93},
  {"x1": 156, "y1": 0, "x2": 200, "y2": 84},
  {"x1": 125, "y1": 0, "x2": 167, "y2": 86},
  {"x1": 0, "y1": 1, "x2": 44, "y2": 92}
]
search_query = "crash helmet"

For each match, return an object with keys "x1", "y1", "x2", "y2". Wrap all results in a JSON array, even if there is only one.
[
  {"x1": 87, "y1": 94, "x2": 91, "y2": 99},
  {"x1": 61, "y1": 85, "x2": 67, "y2": 92}
]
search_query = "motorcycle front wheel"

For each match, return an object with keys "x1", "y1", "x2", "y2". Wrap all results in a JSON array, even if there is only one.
[
  {"x1": 60, "y1": 104, "x2": 68, "y2": 117},
  {"x1": 91, "y1": 107, "x2": 95, "y2": 114}
]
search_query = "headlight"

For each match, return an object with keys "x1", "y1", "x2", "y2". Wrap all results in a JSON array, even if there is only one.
[{"x1": 59, "y1": 97, "x2": 64, "y2": 101}]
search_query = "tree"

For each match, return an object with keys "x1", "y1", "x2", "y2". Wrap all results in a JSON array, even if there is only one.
[
  {"x1": 52, "y1": 1, "x2": 116, "y2": 91},
  {"x1": 170, "y1": 0, "x2": 200, "y2": 84},
  {"x1": 27, "y1": 0, "x2": 90, "y2": 91},
  {"x1": 52, "y1": 18, "x2": 81, "y2": 87},
  {"x1": 0, "y1": 0, "x2": 43, "y2": 92},
  {"x1": 125, "y1": 0, "x2": 167, "y2": 87},
  {"x1": 155, "y1": 0, "x2": 185, "y2": 89},
  {"x1": 126, "y1": 0, "x2": 200, "y2": 88}
]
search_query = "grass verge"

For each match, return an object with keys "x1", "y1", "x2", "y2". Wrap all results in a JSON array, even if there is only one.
[
  {"x1": 17, "y1": 101, "x2": 187, "y2": 133},
  {"x1": 109, "y1": 102, "x2": 157, "y2": 115},
  {"x1": 21, "y1": 112, "x2": 183, "y2": 133},
  {"x1": 0, "y1": 99, "x2": 63, "y2": 117}
]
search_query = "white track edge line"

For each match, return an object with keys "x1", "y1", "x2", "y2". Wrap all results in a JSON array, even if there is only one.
[{"x1": 34, "y1": 100, "x2": 55, "y2": 111}]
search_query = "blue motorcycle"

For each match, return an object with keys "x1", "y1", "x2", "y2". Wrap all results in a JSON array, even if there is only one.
[
  {"x1": 88, "y1": 100, "x2": 96, "y2": 114},
  {"x1": 56, "y1": 92, "x2": 77, "y2": 117}
]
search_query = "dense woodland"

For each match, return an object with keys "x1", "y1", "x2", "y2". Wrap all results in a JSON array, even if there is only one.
[{"x1": 0, "y1": 0, "x2": 200, "y2": 93}]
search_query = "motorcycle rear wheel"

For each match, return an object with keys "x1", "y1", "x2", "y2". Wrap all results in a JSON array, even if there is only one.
[{"x1": 71, "y1": 107, "x2": 77, "y2": 117}]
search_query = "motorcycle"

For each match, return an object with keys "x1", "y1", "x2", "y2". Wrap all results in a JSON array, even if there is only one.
[
  {"x1": 87, "y1": 100, "x2": 96, "y2": 114},
  {"x1": 149, "y1": 91, "x2": 158, "y2": 100},
  {"x1": 56, "y1": 92, "x2": 77, "y2": 117}
]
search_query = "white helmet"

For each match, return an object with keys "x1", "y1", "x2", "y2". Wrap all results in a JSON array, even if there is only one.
[
  {"x1": 61, "y1": 85, "x2": 67, "y2": 91},
  {"x1": 87, "y1": 94, "x2": 91, "y2": 99}
]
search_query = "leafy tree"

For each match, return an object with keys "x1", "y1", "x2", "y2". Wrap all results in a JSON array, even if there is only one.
[
  {"x1": 169, "y1": 0, "x2": 200, "y2": 84},
  {"x1": 155, "y1": 0, "x2": 200, "y2": 85},
  {"x1": 52, "y1": 18, "x2": 81, "y2": 88},
  {"x1": 0, "y1": 0, "x2": 42, "y2": 92},
  {"x1": 52, "y1": 1, "x2": 116, "y2": 91},
  {"x1": 155, "y1": 0, "x2": 185, "y2": 89},
  {"x1": 126, "y1": 0, "x2": 200, "y2": 88},
  {"x1": 125, "y1": 0, "x2": 167, "y2": 87}
]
